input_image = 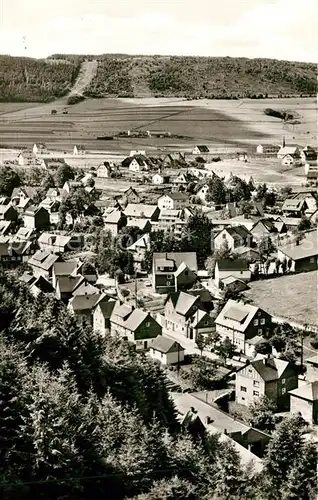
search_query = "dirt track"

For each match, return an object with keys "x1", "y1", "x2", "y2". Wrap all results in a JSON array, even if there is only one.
[{"x1": 69, "y1": 60, "x2": 98, "y2": 97}]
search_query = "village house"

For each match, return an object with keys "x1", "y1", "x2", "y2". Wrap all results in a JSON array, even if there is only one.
[
  {"x1": 300, "y1": 146, "x2": 317, "y2": 165},
  {"x1": 93, "y1": 299, "x2": 117, "y2": 336},
  {"x1": 157, "y1": 193, "x2": 188, "y2": 210},
  {"x1": 104, "y1": 209, "x2": 127, "y2": 236},
  {"x1": 172, "y1": 171, "x2": 196, "y2": 185},
  {"x1": 30, "y1": 276, "x2": 55, "y2": 297},
  {"x1": 45, "y1": 187, "x2": 64, "y2": 202},
  {"x1": 68, "y1": 292, "x2": 106, "y2": 324},
  {"x1": 164, "y1": 291, "x2": 214, "y2": 343},
  {"x1": 290, "y1": 191, "x2": 317, "y2": 215},
  {"x1": 194, "y1": 183, "x2": 210, "y2": 203},
  {"x1": 52, "y1": 260, "x2": 82, "y2": 288},
  {"x1": 277, "y1": 229, "x2": 318, "y2": 272},
  {"x1": 152, "y1": 171, "x2": 170, "y2": 185},
  {"x1": 277, "y1": 146, "x2": 300, "y2": 160},
  {"x1": 55, "y1": 275, "x2": 85, "y2": 302},
  {"x1": 127, "y1": 233, "x2": 150, "y2": 273},
  {"x1": 126, "y1": 218, "x2": 152, "y2": 234},
  {"x1": 173, "y1": 393, "x2": 270, "y2": 462},
  {"x1": 282, "y1": 198, "x2": 308, "y2": 218},
  {"x1": 149, "y1": 336, "x2": 185, "y2": 365},
  {"x1": 213, "y1": 226, "x2": 252, "y2": 252},
  {"x1": 73, "y1": 144, "x2": 85, "y2": 155},
  {"x1": 215, "y1": 299, "x2": 272, "y2": 355},
  {"x1": 115, "y1": 187, "x2": 141, "y2": 208},
  {"x1": 0, "y1": 205, "x2": 18, "y2": 223},
  {"x1": 235, "y1": 356, "x2": 298, "y2": 410},
  {"x1": 219, "y1": 276, "x2": 249, "y2": 294},
  {"x1": 251, "y1": 219, "x2": 287, "y2": 242},
  {"x1": 28, "y1": 250, "x2": 63, "y2": 279},
  {"x1": 38, "y1": 232, "x2": 83, "y2": 254},
  {"x1": 152, "y1": 252, "x2": 198, "y2": 294},
  {"x1": 126, "y1": 156, "x2": 149, "y2": 173},
  {"x1": 110, "y1": 302, "x2": 162, "y2": 350},
  {"x1": 214, "y1": 259, "x2": 251, "y2": 288},
  {"x1": 192, "y1": 145, "x2": 210, "y2": 155},
  {"x1": 0, "y1": 240, "x2": 23, "y2": 269},
  {"x1": 256, "y1": 144, "x2": 280, "y2": 155},
  {"x1": 39, "y1": 198, "x2": 60, "y2": 225},
  {"x1": 96, "y1": 161, "x2": 113, "y2": 178},
  {"x1": 289, "y1": 381, "x2": 318, "y2": 425},
  {"x1": 23, "y1": 206, "x2": 50, "y2": 230},
  {"x1": 62, "y1": 181, "x2": 82, "y2": 194},
  {"x1": 124, "y1": 204, "x2": 160, "y2": 221}
]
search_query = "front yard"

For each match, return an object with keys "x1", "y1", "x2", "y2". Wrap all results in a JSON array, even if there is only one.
[{"x1": 244, "y1": 271, "x2": 318, "y2": 327}]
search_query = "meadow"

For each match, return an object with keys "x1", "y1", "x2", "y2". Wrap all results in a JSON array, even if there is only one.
[
  {"x1": 244, "y1": 271, "x2": 318, "y2": 327},
  {"x1": 0, "y1": 96, "x2": 315, "y2": 154}
]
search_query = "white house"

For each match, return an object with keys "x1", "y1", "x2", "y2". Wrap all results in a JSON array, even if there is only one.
[
  {"x1": 152, "y1": 172, "x2": 170, "y2": 185},
  {"x1": 128, "y1": 157, "x2": 149, "y2": 172},
  {"x1": 157, "y1": 193, "x2": 188, "y2": 210},
  {"x1": 149, "y1": 336, "x2": 185, "y2": 365},
  {"x1": 195, "y1": 183, "x2": 210, "y2": 203},
  {"x1": 97, "y1": 162, "x2": 113, "y2": 178},
  {"x1": 256, "y1": 145, "x2": 264, "y2": 154},
  {"x1": 277, "y1": 146, "x2": 300, "y2": 160}
]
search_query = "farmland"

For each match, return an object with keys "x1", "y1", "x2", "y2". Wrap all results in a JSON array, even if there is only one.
[
  {"x1": 0, "y1": 96, "x2": 315, "y2": 154},
  {"x1": 244, "y1": 271, "x2": 318, "y2": 327}
]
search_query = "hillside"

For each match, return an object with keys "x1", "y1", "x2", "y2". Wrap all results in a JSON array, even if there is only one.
[
  {"x1": 81, "y1": 55, "x2": 317, "y2": 99},
  {"x1": 0, "y1": 55, "x2": 81, "y2": 102},
  {"x1": 0, "y1": 54, "x2": 316, "y2": 102}
]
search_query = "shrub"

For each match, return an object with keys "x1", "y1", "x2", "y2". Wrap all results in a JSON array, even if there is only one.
[{"x1": 67, "y1": 94, "x2": 85, "y2": 105}]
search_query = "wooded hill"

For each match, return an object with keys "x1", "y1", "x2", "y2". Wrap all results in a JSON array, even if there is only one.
[
  {"x1": 54, "y1": 54, "x2": 316, "y2": 99},
  {"x1": 0, "y1": 55, "x2": 81, "y2": 102},
  {"x1": 1, "y1": 54, "x2": 316, "y2": 102}
]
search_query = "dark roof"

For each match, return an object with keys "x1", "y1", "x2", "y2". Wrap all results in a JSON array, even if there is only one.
[
  {"x1": 195, "y1": 145, "x2": 209, "y2": 153},
  {"x1": 165, "y1": 192, "x2": 188, "y2": 201},
  {"x1": 217, "y1": 259, "x2": 248, "y2": 271},
  {"x1": 150, "y1": 336, "x2": 183, "y2": 354},
  {"x1": 95, "y1": 300, "x2": 116, "y2": 319},
  {"x1": 153, "y1": 252, "x2": 198, "y2": 272},
  {"x1": 32, "y1": 276, "x2": 55, "y2": 293},
  {"x1": 251, "y1": 358, "x2": 290, "y2": 381},
  {"x1": 225, "y1": 225, "x2": 250, "y2": 239}
]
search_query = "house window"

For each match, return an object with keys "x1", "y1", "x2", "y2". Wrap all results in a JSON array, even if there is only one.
[
  {"x1": 310, "y1": 257, "x2": 314, "y2": 263},
  {"x1": 146, "y1": 322, "x2": 150, "y2": 327},
  {"x1": 167, "y1": 281, "x2": 171, "y2": 286},
  {"x1": 261, "y1": 318, "x2": 265, "y2": 325},
  {"x1": 167, "y1": 274, "x2": 172, "y2": 279},
  {"x1": 222, "y1": 233, "x2": 226, "y2": 239},
  {"x1": 241, "y1": 396, "x2": 245, "y2": 401},
  {"x1": 248, "y1": 368, "x2": 253, "y2": 374},
  {"x1": 258, "y1": 329, "x2": 262, "y2": 335},
  {"x1": 240, "y1": 271, "x2": 243, "y2": 274},
  {"x1": 282, "y1": 388, "x2": 286, "y2": 394},
  {"x1": 204, "y1": 320, "x2": 208, "y2": 326},
  {"x1": 253, "y1": 381, "x2": 260, "y2": 387},
  {"x1": 282, "y1": 378, "x2": 285, "y2": 384},
  {"x1": 240, "y1": 386, "x2": 247, "y2": 392},
  {"x1": 254, "y1": 319, "x2": 258, "y2": 326},
  {"x1": 185, "y1": 270, "x2": 188, "y2": 276},
  {"x1": 253, "y1": 391, "x2": 259, "y2": 396}
]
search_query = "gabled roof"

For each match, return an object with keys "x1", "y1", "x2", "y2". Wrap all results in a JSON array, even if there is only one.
[
  {"x1": 216, "y1": 259, "x2": 248, "y2": 271},
  {"x1": 282, "y1": 198, "x2": 306, "y2": 211},
  {"x1": 0, "y1": 221, "x2": 11, "y2": 235},
  {"x1": 215, "y1": 299, "x2": 263, "y2": 333},
  {"x1": 127, "y1": 218, "x2": 151, "y2": 231},
  {"x1": 53, "y1": 260, "x2": 80, "y2": 276},
  {"x1": 38, "y1": 233, "x2": 72, "y2": 247},
  {"x1": 69, "y1": 294, "x2": 101, "y2": 312},
  {"x1": 127, "y1": 233, "x2": 150, "y2": 251},
  {"x1": 20, "y1": 272, "x2": 36, "y2": 285},
  {"x1": 223, "y1": 225, "x2": 250, "y2": 239},
  {"x1": 159, "y1": 209, "x2": 183, "y2": 219},
  {"x1": 167, "y1": 291, "x2": 200, "y2": 316},
  {"x1": 153, "y1": 252, "x2": 198, "y2": 272},
  {"x1": 95, "y1": 299, "x2": 116, "y2": 319},
  {"x1": 24, "y1": 205, "x2": 47, "y2": 216},
  {"x1": 150, "y1": 336, "x2": 183, "y2": 354},
  {"x1": 124, "y1": 309, "x2": 149, "y2": 332},
  {"x1": 194, "y1": 145, "x2": 209, "y2": 153},
  {"x1": 28, "y1": 251, "x2": 61, "y2": 270},
  {"x1": 31, "y1": 276, "x2": 55, "y2": 293},
  {"x1": 249, "y1": 357, "x2": 290, "y2": 382},
  {"x1": 278, "y1": 146, "x2": 300, "y2": 155},
  {"x1": 56, "y1": 275, "x2": 84, "y2": 294},
  {"x1": 175, "y1": 262, "x2": 194, "y2": 278},
  {"x1": 104, "y1": 210, "x2": 124, "y2": 224},
  {"x1": 72, "y1": 282, "x2": 100, "y2": 296},
  {"x1": 160, "y1": 192, "x2": 188, "y2": 202},
  {"x1": 190, "y1": 309, "x2": 209, "y2": 328},
  {"x1": 289, "y1": 381, "x2": 318, "y2": 401},
  {"x1": 278, "y1": 230, "x2": 318, "y2": 260},
  {"x1": 124, "y1": 204, "x2": 158, "y2": 218},
  {"x1": 11, "y1": 186, "x2": 37, "y2": 199}
]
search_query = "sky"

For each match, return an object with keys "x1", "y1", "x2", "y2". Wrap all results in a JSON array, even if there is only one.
[{"x1": 0, "y1": 0, "x2": 317, "y2": 62}]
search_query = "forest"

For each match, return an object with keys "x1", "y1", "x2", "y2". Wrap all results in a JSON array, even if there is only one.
[
  {"x1": 1, "y1": 54, "x2": 316, "y2": 102},
  {"x1": 0, "y1": 269, "x2": 316, "y2": 500},
  {"x1": 0, "y1": 56, "x2": 81, "y2": 102},
  {"x1": 82, "y1": 55, "x2": 317, "y2": 99}
]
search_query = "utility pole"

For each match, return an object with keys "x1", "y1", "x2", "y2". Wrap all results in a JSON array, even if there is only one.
[{"x1": 134, "y1": 272, "x2": 138, "y2": 309}]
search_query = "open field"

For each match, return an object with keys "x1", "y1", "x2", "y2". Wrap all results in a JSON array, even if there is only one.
[
  {"x1": 0, "y1": 96, "x2": 315, "y2": 154},
  {"x1": 244, "y1": 271, "x2": 318, "y2": 327}
]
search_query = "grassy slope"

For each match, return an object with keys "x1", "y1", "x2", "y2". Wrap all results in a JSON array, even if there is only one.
[{"x1": 83, "y1": 55, "x2": 317, "y2": 99}]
